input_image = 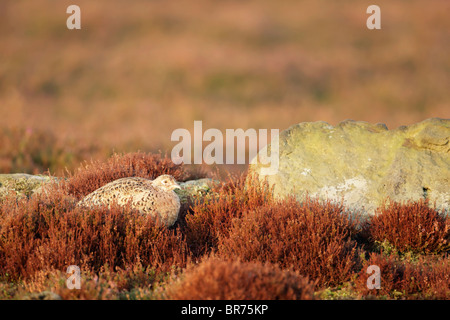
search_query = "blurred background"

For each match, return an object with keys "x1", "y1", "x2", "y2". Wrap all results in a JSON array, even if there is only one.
[{"x1": 0, "y1": 0, "x2": 449, "y2": 175}]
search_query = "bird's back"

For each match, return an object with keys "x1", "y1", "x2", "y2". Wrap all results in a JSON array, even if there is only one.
[
  {"x1": 77, "y1": 177, "x2": 152, "y2": 206},
  {"x1": 77, "y1": 176, "x2": 181, "y2": 227}
]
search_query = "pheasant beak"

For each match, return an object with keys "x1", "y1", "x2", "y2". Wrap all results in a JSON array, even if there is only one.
[{"x1": 172, "y1": 184, "x2": 181, "y2": 190}]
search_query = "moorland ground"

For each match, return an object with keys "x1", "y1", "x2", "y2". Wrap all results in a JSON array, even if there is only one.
[{"x1": 0, "y1": 0, "x2": 449, "y2": 300}]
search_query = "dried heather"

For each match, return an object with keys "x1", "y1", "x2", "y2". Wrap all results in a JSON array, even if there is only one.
[
  {"x1": 363, "y1": 200, "x2": 450, "y2": 255},
  {"x1": 355, "y1": 252, "x2": 450, "y2": 299},
  {"x1": 163, "y1": 257, "x2": 315, "y2": 300},
  {"x1": 182, "y1": 172, "x2": 273, "y2": 257},
  {"x1": 0, "y1": 188, "x2": 188, "y2": 281},
  {"x1": 217, "y1": 196, "x2": 361, "y2": 288},
  {"x1": 17, "y1": 262, "x2": 166, "y2": 300}
]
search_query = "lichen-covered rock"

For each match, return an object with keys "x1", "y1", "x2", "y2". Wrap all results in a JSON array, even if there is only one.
[
  {"x1": 0, "y1": 173, "x2": 58, "y2": 199},
  {"x1": 249, "y1": 118, "x2": 450, "y2": 215}
]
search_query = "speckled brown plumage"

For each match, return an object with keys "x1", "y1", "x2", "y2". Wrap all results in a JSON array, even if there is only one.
[{"x1": 76, "y1": 175, "x2": 181, "y2": 227}]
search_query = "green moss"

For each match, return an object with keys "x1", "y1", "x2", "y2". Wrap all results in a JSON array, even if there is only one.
[{"x1": 315, "y1": 282, "x2": 360, "y2": 300}]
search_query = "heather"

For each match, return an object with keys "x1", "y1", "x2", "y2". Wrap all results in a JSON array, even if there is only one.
[{"x1": 161, "y1": 257, "x2": 315, "y2": 300}]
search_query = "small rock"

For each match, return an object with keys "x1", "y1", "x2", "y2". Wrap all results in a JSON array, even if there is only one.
[{"x1": 176, "y1": 178, "x2": 219, "y2": 204}]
